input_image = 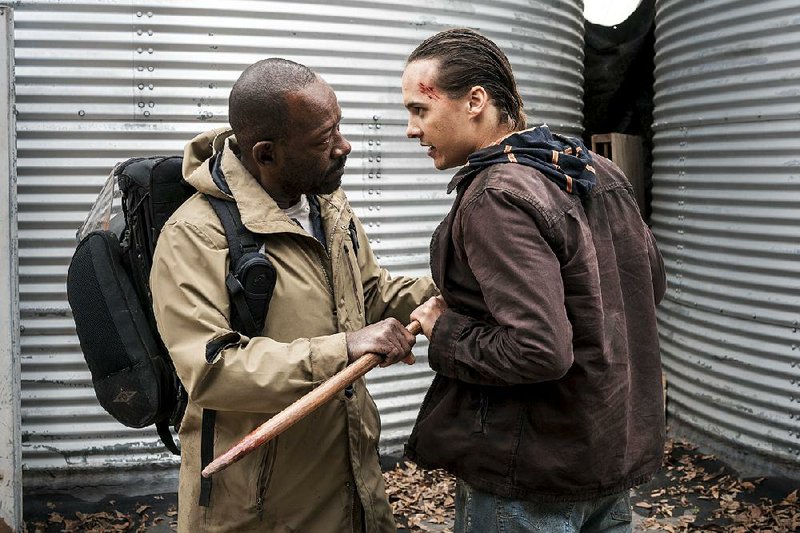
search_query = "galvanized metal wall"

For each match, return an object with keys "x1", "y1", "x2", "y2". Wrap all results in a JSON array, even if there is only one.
[
  {"x1": 0, "y1": 3, "x2": 22, "y2": 528},
  {"x1": 652, "y1": 0, "x2": 800, "y2": 475},
  {"x1": 15, "y1": 0, "x2": 585, "y2": 490}
]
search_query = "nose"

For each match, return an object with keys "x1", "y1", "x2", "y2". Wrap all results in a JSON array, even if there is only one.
[
  {"x1": 406, "y1": 121, "x2": 421, "y2": 139},
  {"x1": 333, "y1": 131, "x2": 352, "y2": 158}
]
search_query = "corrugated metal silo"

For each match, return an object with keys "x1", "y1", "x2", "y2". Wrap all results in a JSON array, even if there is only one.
[
  {"x1": 14, "y1": 0, "x2": 585, "y2": 492},
  {"x1": 652, "y1": 0, "x2": 800, "y2": 477}
]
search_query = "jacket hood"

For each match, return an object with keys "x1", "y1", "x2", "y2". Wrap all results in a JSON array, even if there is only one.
[
  {"x1": 182, "y1": 127, "x2": 236, "y2": 200},
  {"x1": 448, "y1": 125, "x2": 597, "y2": 198}
]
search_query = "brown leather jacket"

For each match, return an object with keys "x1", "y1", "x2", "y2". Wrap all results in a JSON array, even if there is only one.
[{"x1": 406, "y1": 152, "x2": 666, "y2": 502}]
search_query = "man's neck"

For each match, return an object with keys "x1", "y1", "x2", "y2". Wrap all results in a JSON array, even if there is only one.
[{"x1": 240, "y1": 155, "x2": 301, "y2": 208}]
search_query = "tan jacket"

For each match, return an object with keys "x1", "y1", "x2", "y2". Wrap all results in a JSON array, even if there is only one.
[{"x1": 151, "y1": 128, "x2": 437, "y2": 532}]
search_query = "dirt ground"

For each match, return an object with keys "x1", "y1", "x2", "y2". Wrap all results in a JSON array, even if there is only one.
[{"x1": 24, "y1": 439, "x2": 800, "y2": 532}]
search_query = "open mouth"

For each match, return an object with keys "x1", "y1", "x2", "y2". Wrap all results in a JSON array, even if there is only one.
[{"x1": 421, "y1": 144, "x2": 435, "y2": 158}]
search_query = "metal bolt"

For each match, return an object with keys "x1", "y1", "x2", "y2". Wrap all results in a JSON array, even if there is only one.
[
  {"x1": 138, "y1": 101, "x2": 145, "y2": 108},
  {"x1": 136, "y1": 11, "x2": 143, "y2": 17},
  {"x1": 148, "y1": 66, "x2": 154, "y2": 72},
  {"x1": 138, "y1": 83, "x2": 145, "y2": 90},
  {"x1": 148, "y1": 30, "x2": 153, "y2": 36},
  {"x1": 368, "y1": 140, "x2": 373, "y2": 146},
  {"x1": 376, "y1": 156, "x2": 381, "y2": 162},
  {"x1": 376, "y1": 140, "x2": 381, "y2": 146},
  {"x1": 148, "y1": 48, "x2": 154, "y2": 54},
  {"x1": 148, "y1": 101, "x2": 155, "y2": 107},
  {"x1": 78, "y1": 110, "x2": 85, "y2": 117},
  {"x1": 373, "y1": 115, "x2": 379, "y2": 121},
  {"x1": 137, "y1": 66, "x2": 144, "y2": 71},
  {"x1": 376, "y1": 124, "x2": 381, "y2": 129},
  {"x1": 137, "y1": 29, "x2": 143, "y2": 36},
  {"x1": 144, "y1": 110, "x2": 150, "y2": 117},
  {"x1": 137, "y1": 47, "x2": 143, "y2": 54},
  {"x1": 147, "y1": 11, "x2": 153, "y2": 17},
  {"x1": 148, "y1": 84, "x2": 154, "y2": 90}
]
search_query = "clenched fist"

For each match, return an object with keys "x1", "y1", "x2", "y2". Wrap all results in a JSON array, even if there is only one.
[
  {"x1": 345, "y1": 318, "x2": 417, "y2": 367},
  {"x1": 410, "y1": 295, "x2": 448, "y2": 340}
]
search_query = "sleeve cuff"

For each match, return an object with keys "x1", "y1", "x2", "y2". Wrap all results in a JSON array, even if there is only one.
[
  {"x1": 428, "y1": 308, "x2": 471, "y2": 379},
  {"x1": 309, "y1": 332, "x2": 349, "y2": 383}
]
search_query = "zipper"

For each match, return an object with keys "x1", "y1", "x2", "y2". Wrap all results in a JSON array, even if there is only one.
[
  {"x1": 343, "y1": 244, "x2": 363, "y2": 317},
  {"x1": 255, "y1": 437, "x2": 279, "y2": 519}
]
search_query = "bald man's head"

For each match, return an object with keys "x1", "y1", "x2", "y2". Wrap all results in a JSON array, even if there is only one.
[{"x1": 229, "y1": 58, "x2": 317, "y2": 154}]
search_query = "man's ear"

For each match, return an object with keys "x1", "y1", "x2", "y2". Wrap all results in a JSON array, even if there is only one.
[
  {"x1": 467, "y1": 86, "x2": 489, "y2": 117},
  {"x1": 252, "y1": 140, "x2": 276, "y2": 168}
]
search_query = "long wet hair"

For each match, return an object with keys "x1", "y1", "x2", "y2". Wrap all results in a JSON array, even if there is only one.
[{"x1": 407, "y1": 28, "x2": 527, "y2": 130}]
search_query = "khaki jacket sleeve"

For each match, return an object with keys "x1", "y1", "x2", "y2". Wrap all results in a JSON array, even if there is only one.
[
  {"x1": 151, "y1": 219, "x2": 348, "y2": 414},
  {"x1": 351, "y1": 215, "x2": 439, "y2": 325}
]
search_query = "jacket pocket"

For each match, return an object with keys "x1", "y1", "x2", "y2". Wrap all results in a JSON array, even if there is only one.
[{"x1": 255, "y1": 438, "x2": 279, "y2": 519}]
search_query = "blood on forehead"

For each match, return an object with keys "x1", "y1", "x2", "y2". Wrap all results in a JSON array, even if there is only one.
[{"x1": 418, "y1": 82, "x2": 440, "y2": 100}]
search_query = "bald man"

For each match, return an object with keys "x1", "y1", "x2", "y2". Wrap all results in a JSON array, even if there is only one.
[{"x1": 151, "y1": 58, "x2": 437, "y2": 532}]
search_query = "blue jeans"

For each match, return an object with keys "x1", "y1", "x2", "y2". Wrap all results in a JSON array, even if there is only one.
[{"x1": 454, "y1": 479, "x2": 633, "y2": 533}]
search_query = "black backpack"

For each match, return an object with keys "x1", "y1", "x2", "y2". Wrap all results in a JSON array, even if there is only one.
[{"x1": 66, "y1": 156, "x2": 276, "y2": 455}]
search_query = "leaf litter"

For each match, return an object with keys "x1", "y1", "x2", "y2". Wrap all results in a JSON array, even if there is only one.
[{"x1": 25, "y1": 439, "x2": 798, "y2": 532}]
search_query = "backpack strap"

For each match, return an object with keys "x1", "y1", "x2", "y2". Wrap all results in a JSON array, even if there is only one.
[
  {"x1": 155, "y1": 420, "x2": 181, "y2": 456},
  {"x1": 198, "y1": 155, "x2": 277, "y2": 506},
  {"x1": 207, "y1": 153, "x2": 265, "y2": 338},
  {"x1": 206, "y1": 196, "x2": 263, "y2": 336}
]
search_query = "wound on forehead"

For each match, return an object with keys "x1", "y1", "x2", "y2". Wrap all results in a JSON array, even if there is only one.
[{"x1": 418, "y1": 82, "x2": 440, "y2": 100}]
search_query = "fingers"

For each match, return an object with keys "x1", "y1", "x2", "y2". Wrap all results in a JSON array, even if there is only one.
[
  {"x1": 410, "y1": 296, "x2": 446, "y2": 339},
  {"x1": 379, "y1": 318, "x2": 416, "y2": 367},
  {"x1": 348, "y1": 319, "x2": 417, "y2": 367}
]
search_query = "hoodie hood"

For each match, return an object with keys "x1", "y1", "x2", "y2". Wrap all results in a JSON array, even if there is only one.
[
  {"x1": 182, "y1": 127, "x2": 237, "y2": 200},
  {"x1": 448, "y1": 125, "x2": 597, "y2": 198}
]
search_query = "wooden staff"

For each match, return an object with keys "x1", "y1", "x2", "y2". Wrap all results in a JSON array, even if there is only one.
[{"x1": 201, "y1": 320, "x2": 422, "y2": 478}]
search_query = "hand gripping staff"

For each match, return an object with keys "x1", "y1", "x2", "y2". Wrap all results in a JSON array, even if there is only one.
[{"x1": 201, "y1": 320, "x2": 422, "y2": 478}]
